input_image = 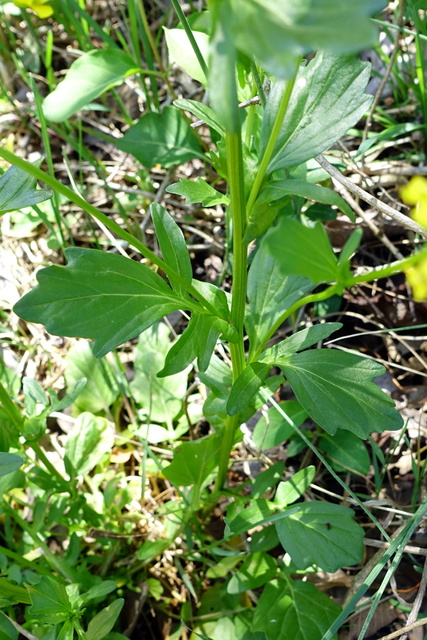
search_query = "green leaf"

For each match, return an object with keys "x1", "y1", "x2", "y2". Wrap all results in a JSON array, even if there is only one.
[
  {"x1": 230, "y1": 0, "x2": 384, "y2": 79},
  {"x1": 252, "y1": 578, "x2": 341, "y2": 640},
  {"x1": 227, "y1": 552, "x2": 277, "y2": 594},
  {"x1": 64, "y1": 413, "x2": 114, "y2": 477},
  {"x1": 0, "y1": 578, "x2": 31, "y2": 604},
  {"x1": 252, "y1": 461, "x2": 284, "y2": 499},
  {"x1": 261, "y1": 323, "x2": 342, "y2": 362},
  {"x1": 191, "y1": 280, "x2": 231, "y2": 321},
  {"x1": 246, "y1": 236, "x2": 312, "y2": 356},
  {"x1": 65, "y1": 341, "x2": 120, "y2": 413},
  {"x1": 57, "y1": 621, "x2": 74, "y2": 640},
  {"x1": 0, "y1": 612, "x2": 18, "y2": 640},
  {"x1": 77, "y1": 581, "x2": 117, "y2": 607},
  {"x1": 224, "y1": 499, "x2": 298, "y2": 537},
  {"x1": 130, "y1": 323, "x2": 190, "y2": 423},
  {"x1": 0, "y1": 452, "x2": 23, "y2": 477},
  {"x1": 86, "y1": 598, "x2": 124, "y2": 640},
  {"x1": 276, "y1": 502, "x2": 364, "y2": 571},
  {"x1": 338, "y1": 228, "x2": 363, "y2": 278},
  {"x1": 0, "y1": 160, "x2": 52, "y2": 214},
  {"x1": 151, "y1": 203, "x2": 192, "y2": 296},
  {"x1": 163, "y1": 432, "x2": 221, "y2": 487},
  {"x1": 320, "y1": 431, "x2": 370, "y2": 475},
  {"x1": 262, "y1": 52, "x2": 372, "y2": 173},
  {"x1": 116, "y1": 106, "x2": 202, "y2": 169},
  {"x1": 260, "y1": 179, "x2": 354, "y2": 221},
  {"x1": 13, "y1": 247, "x2": 183, "y2": 358},
  {"x1": 166, "y1": 178, "x2": 229, "y2": 207},
  {"x1": 43, "y1": 49, "x2": 139, "y2": 122},
  {"x1": 265, "y1": 218, "x2": 338, "y2": 284},
  {"x1": 279, "y1": 349, "x2": 403, "y2": 437},
  {"x1": 252, "y1": 401, "x2": 307, "y2": 450},
  {"x1": 174, "y1": 98, "x2": 225, "y2": 136},
  {"x1": 274, "y1": 466, "x2": 316, "y2": 508},
  {"x1": 164, "y1": 28, "x2": 209, "y2": 85},
  {"x1": 158, "y1": 313, "x2": 220, "y2": 377},
  {"x1": 226, "y1": 363, "x2": 271, "y2": 416},
  {"x1": 208, "y1": 0, "x2": 240, "y2": 133},
  {"x1": 26, "y1": 576, "x2": 73, "y2": 624}
]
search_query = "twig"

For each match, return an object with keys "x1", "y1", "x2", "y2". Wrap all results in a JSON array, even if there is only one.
[
  {"x1": 362, "y1": 0, "x2": 406, "y2": 144},
  {"x1": 377, "y1": 616, "x2": 427, "y2": 640},
  {"x1": 330, "y1": 179, "x2": 403, "y2": 260},
  {"x1": 364, "y1": 538, "x2": 427, "y2": 556},
  {"x1": 315, "y1": 154, "x2": 427, "y2": 239}
]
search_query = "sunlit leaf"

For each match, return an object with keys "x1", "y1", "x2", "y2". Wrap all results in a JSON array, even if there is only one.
[{"x1": 43, "y1": 49, "x2": 139, "y2": 122}]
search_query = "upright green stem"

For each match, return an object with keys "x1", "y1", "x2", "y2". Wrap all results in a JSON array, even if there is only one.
[
  {"x1": 246, "y1": 59, "x2": 301, "y2": 216},
  {"x1": 227, "y1": 132, "x2": 247, "y2": 378},
  {"x1": 215, "y1": 131, "x2": 247, "y2": 491}
]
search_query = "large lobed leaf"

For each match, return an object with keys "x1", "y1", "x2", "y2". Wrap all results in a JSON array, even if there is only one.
[
  {"x1": 43, "y1": 49, "x2": 139, "y2": 122},
  {"x1": 261, "y1": 52, "x2": 373, "y2": 173},
  {"x1": 279, "y1": 349, "x2": 403, "y2": 438},
  {"x1": 14, "y1": 248, "x2": 184, "y2": 357}
]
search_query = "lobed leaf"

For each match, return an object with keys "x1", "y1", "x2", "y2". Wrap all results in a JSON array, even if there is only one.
[
  {"x1": 279, "y1": 349, "x2": 403, "y2": 437},
  {"x1": 275, "y1": 501, "x2": 364, "y2": 571},
  {"x1": 262, "y1": 52, "x2": 372, "y2": 173},
  {"x1": 261, "y1": 322, "x2": 342, "y2": 362},
  {"x1": 14, "y1": 248, "x2": 184, "y2": 358}
]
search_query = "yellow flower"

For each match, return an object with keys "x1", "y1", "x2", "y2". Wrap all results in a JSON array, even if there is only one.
[
  {"x1": 13, "y1": 0, "x2": 53, "y2": 18},
  {"x1": 405, "y1": 259, "x2": 427, "y2": 302},
  {"x1": 400, "y1": 176, "x2": 427, "y2": 228},
  {"x1": 401, "y1": 177, "x2": 427, "y2": 300}
]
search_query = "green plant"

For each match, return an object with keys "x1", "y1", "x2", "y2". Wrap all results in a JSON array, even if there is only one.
[{"x1": 1, "y1": 1, "x2": 427, "y2": 639}]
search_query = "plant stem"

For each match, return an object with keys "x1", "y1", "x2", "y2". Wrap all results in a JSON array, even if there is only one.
[
  {"x1": 215, "y1": 131, "x2": 247, "y2": 491},
  {"x1": 0, "y1": 148, "x2": 221, "y2": 318},
  {"x1": 227, "y1": 132, "x2": 247, "y2": 377},
  {"x1": 245, "y1": 59, "x2": 300, "y2": 216}
]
